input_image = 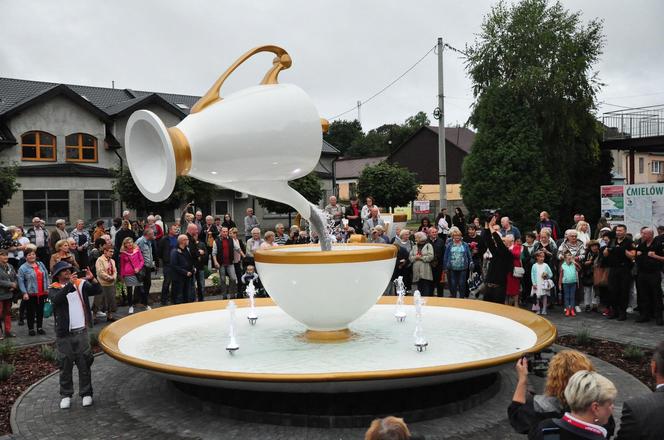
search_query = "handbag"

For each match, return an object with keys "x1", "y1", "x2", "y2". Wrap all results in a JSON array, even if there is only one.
[
  {"x1": 43, "y1": 299, "x2": 53, "y2": 318},
  {"x1": 126, "y1": 253, "x2": 146, "y2": 282},
  {"x1": 593, "y1": 265, "x2": 609, "y2": 287},
  {"x1": 513, "y1": 266, "x2": 525, "y2": 278}
]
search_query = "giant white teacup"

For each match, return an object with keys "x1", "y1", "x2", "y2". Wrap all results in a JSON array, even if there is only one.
[{"x1": 255, "y1": 244, "x2": 397, "y2": 334}]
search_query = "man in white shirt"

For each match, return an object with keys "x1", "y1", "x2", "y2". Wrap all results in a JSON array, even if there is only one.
[{"x1": 48, "y1": 261, "x2": 101, "y2": 410}]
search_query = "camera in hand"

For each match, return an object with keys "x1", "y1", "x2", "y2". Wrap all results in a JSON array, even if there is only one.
[
  {"x1": 525, "y1": 348, "x2": 554, "y2": 377},
  {"x1": 480, "y1": 208, "x2": 501, "y2": 222}
]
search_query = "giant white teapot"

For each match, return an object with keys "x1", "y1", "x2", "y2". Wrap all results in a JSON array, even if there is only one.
[{"x1": 125, "y1": 45, "x2": 328, "y2": 216}]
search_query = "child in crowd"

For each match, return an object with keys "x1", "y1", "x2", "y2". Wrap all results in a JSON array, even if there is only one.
[
  {"x1": 581, "y1": 240, "x2": 600, "y2": 312},
  {"x1": 559, "y1": 251, "x2": 579, "y2": 316},
  {"x1": 530, "y1": 251, "x2": 553, "y2": 315},
  {"x1": 241, "y1": 265, "x2": 264, "y2": 296}
]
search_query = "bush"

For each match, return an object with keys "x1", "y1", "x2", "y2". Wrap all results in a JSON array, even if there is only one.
[
  {"x1": 89, "y1": 332, "x2": 99, "y2": 349},
  {"x1": 211, "y1": 274, "x2": 220, "y2": 286},
  {"x1": 40, "y1": 344, "x2": 57, "y2": 364},
  {"x1": 623, "y1": 344, "x2": 645, "y2": 361},
  {"x1": 574, "y1": 327, "x2": 592, "y2": 346},
  {"x1": 0, "y1": 362, "x2": 14, "y2": 381},
  {"x1": 0, "y1": 340, "x2": 15, "y2": 360},
  {"x1": 203, "y1": 266, "x2": 212, "y2": 279}
]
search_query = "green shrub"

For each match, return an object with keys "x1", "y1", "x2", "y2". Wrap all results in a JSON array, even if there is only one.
[
  {"x1": 89, "y1": 332, "x2": 99, "y2": 348},
  {"x1": 211, "y1": 274, "x2": 220, "y2": 286},
  {"x1": 0, "y1": 362, "x2": 14, "y2": 381},
  {"x1": 0, "y1": 340, "x2": 15, "y2": 360},
  {"x1": 575, "y1": 327, "x2": 592, "y2": 346},
  {"x1": 623, "y1": 344, "x2": 644, "y2": 361},
  {"x1": 203, "y1": 266, "x2": 212, "y2": 279},
  {"x1": 40, "y1": 344, "x2": 57, "y2": 364}
]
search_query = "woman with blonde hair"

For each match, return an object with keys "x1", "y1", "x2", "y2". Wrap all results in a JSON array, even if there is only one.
[
  {"x1": 508, "y1": 349, "x2": 615, "y2": 437},
  {"x1": 576, "y1": 221, "x2": 591, "y2": 245},
  {"x1": 119, "y1": 237, "x2": 145, "y2": 315},
  {"x1": 259, "y1": 231, "x2": 278, "y2": 250},
  {"x1": 533, "y1": 371, "x2": 617, "y2": 439},
  {"x1": 49, "y1": 239, "x2": 79, "y2": 272},
  {"x1": 365, "y1": 416, "x2": 411, "y2": 440}
]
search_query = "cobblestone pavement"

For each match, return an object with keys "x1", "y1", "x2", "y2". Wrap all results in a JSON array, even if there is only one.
[{"x1": 9, "y1": 345, "x2": 649, "y2": 440}]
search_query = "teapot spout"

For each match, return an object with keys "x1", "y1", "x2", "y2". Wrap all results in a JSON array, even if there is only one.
[{"x1": 222, "y1": 181, "x2": 314, "y2": 220}]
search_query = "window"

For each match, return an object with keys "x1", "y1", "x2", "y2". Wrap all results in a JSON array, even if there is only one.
[
  {"x1": 639, "y1": 157, "x2": 644, "y2": 174},
  {"x1": 21, "y1": 131, "x2": 56, "y2": 161},
  {"x1": 65, "y1": 133, "x2": 97, "y2": 162},
  {"x1": 214, "y1": 200, "x2": 229, "y2": 217},
  {"x1": 84, "y1": 190, "x2": 113, "y2": 221},
  {"x1": 652, "y1": 161, "x2": 664, "y2": 175},
  {"x1": 23, "y1": 190, "x2": 69, "y2": 224}
]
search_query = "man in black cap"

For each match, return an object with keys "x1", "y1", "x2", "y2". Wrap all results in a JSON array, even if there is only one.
[{"x1": 48, "y1": 261, "x2": 101, "y2": 409}]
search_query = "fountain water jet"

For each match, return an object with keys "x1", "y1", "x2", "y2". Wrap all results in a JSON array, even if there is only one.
[
  {"x1": 246, "y1": 280, "x2": 258, "y2": 325},
  {"x1": 394, "y1": 276, "x2": 407, "y2": 322},
  {"x1": 226, "y1": 301, "x2": 239, "y2": 353}
]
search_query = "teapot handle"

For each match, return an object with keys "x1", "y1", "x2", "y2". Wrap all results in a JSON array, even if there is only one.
[{"x1": 191, "y1": 45, "x2": 292, "y2": 114}]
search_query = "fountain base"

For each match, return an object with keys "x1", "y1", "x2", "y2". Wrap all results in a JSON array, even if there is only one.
[
  {"x1": 171, "y1": 372, "x2": 500, "y2": 428},
  {"x1": 303, "y1": 328, "x2": 352, "y2": 342}
]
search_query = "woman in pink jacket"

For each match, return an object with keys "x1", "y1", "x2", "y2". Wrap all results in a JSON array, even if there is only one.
[{"x1": 119, "y1": 237, "x2": 145, "y2": 315}]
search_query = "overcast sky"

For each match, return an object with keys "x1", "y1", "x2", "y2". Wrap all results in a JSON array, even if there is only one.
[{"x1": 1, "y1": 0, "x2": 663, "y2": 131}]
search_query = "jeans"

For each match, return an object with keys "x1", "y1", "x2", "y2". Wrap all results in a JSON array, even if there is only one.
[
  {"x1": 219, "y1": 265, "x2": 238, "y2": 299},
  {"x1": 127, "y1": 286, "x2": 147, "y2": 307},
  {"x1": 448, "y1": 270, "x2": 467, "y2": 298},
  {"x1": 562, "y1": 283, "x2": 576, "y2": 308},
  {"x1": 26, "y1": 295, "x2": 46, "y2": 330},
  {"x1": 195, "y1": 269, "x2": 205, "y2": 301},
  {"x1": 56, "y1": 330, "x2": 94, "y2": 397},
  {"x1": 161, "y1": 266, "x2": 173, "y2": 304}
]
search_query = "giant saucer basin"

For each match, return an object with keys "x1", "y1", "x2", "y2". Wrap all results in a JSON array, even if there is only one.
[
  {"x1": 253, "y1": 243, "x2": 397, "y2": 333},
  {"x1": 99, "y1": 298, "x2": 557, "y2": 393}
]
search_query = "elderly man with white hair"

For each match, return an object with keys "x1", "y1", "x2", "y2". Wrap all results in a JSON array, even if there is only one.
[
  {"x1": 363, "y1": 207, "x2": 385, "y2": 236},
  {"x1": 634, "y1": 227, "x2": 664, "y2": 325},
  {"x1": 499, "y1": 216, "x2": 521, "y2": 241},
  {"x1": 49, "y1": 219, "x2": 69, "y2": 253},
  {"x1": 26, "y1": 217, "x2": 50, "y2": 268}
]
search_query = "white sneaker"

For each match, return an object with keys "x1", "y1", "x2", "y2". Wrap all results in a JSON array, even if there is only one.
[
  {"x1": 541, "y1": 310, "x2": 548, "y2": 315},
  {"x1": 60, "y1": 397, "x2": 71, "y2": 409},
  {"x1": 146, "y1": 305, "x2": 152, "y2": 311},
  {"x1": 82, "y1": 395, "x2": 93, "y2": 407},
  {"x1": 575, "y1": 306, "x2": 581, "y2": 313},
  {"x1": 128, "y1": 306, "x2": 134, "y2": 314},
  {"x1": 95, "y1": 311, "x2": 107, "y2": 318}
]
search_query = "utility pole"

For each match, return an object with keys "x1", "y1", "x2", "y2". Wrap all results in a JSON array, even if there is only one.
[{"x1": 437, "y1": 37, "x2": 447, "y2": 210}]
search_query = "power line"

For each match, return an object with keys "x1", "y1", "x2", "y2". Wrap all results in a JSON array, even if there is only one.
[{"x1": 328, "y1": 45, "x2": 436, "y2": 121}]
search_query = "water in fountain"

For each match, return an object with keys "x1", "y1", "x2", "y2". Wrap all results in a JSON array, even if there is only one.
[
  {"x1": 226, "y1": 300, "x2": 239, "y2": 353},
  {"x1": 394, "y1": 276, "x2": 407, "y2": 322},
  {"x1": 308, "y1": 204, "x2": 333, "y2": 251},
  {"x1": 246, "y1": 280, "x2": 258, "y2": 325},
  {"x1": 413, "y1": 290, "x2": 428, "y2": 351}
]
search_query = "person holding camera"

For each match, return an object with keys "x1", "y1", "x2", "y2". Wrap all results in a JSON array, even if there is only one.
[
  {"x1": 508, "y1": 350, "x2": 614, "y2": 438},
  {"x1": 602, "y1": 225, "x2": 635, "y2": 321},
  {"x1": 482, "y1": 215, "x2": 512, "y2": 303}
]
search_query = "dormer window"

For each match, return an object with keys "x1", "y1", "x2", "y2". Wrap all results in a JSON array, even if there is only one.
[
  {"x1": 66, "y1": 133, "x2": 97, "y2": 162},
  {"x1": 21, "y1": 131, "x2": 56, "y2": 161}
]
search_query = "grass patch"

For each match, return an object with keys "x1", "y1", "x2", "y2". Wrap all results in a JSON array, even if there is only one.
[
  {"x1": 0, "y1": 341, "x2": 14, "y2": 361},
  {"x1": 0, "y1": 363, "x2": 14, "y2": 382},
  {"x1": 623, "y1": 344, "x2": 645, "y2": 361},
  {"x1": 40, "y1": 344, "x2": 57, "y2": 364},
  {"x1": 574, "y1": 326, "x2": 592, "y2": 346}
]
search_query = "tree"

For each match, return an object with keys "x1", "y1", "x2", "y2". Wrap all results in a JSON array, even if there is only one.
[
  {"x1": 357, "y1": 162, "x2": 420, "y2": 210},
  {"x1": 323, "y1": 119, "x2": 363, "y2": 155},
  {"x1": 463, "y1": 0, "x2": 604, "y2": 229},
  {"x1": 0, "y1": 162, "x2": 20, "y2": 209},
  {"x1": 112, "y1": 167, "x2": 217, "y2": 214},
  {"x1": 256, "y1": 173, "x2": 323, "y2": 214}
]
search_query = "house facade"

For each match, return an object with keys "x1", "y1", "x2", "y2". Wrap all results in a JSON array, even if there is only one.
[{"x1": 0, "y1": 77, "x2": 338, "y2": 228}]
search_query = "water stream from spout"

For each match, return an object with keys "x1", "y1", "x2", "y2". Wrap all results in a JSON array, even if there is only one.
[{"x1": 307, "y1": 204, "x2": 333, "y2": 251}]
